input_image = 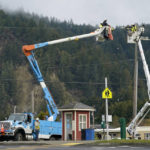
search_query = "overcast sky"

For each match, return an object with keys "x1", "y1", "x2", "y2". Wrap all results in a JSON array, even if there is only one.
[{"x1": 0, "y1": 0, "x2": 149, "y2": 27}]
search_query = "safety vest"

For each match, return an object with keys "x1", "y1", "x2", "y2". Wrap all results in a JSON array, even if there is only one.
[
  {"x1": 131, "y1": 25, "x2": 137, "y2": 32},
  {"x1": 35, "y1": 121, "x2": 40, "y2": 130}
]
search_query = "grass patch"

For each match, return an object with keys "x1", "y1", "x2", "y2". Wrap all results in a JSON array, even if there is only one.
[{"x1": 94, "y1": 139, "x2": 150, "y2": 145}]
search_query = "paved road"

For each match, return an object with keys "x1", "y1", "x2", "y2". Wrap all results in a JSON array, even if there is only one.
[{"x1": 0, "y1": 145, "x2": 149, "y2": 150}]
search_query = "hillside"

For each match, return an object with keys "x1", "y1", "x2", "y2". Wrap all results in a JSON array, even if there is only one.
[{"x1": 0, "y1": 9, "x2": 150, "y2": 126}]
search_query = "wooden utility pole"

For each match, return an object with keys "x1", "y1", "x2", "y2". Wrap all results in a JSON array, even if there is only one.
[
  {"x1": 14, "y1": 105, "x2": 16, "y2": 114},
  {"x1": 133, "y1": 43, "x2": 138, "y2": 117},
  {"x1": 32, "y1": 90, "x2": 34, "y2": 113}
]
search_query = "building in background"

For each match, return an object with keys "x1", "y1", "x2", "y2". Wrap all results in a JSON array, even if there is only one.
[{"x1": 59, "y1": 101, "x2": 95, "y2": 141}]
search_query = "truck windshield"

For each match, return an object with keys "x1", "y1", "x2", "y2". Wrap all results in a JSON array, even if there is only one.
[{"x1": 8, "y1": 114, "x2": 25, "y2": 121}]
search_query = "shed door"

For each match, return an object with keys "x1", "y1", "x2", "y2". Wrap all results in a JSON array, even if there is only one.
[{"x1": 65, "y1": 113, "x2": 72, "y2": 140}]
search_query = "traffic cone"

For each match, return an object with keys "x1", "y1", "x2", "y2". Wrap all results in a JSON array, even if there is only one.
[{"x1": 1, "y1": 124, "x2": 4, "y2": 135}]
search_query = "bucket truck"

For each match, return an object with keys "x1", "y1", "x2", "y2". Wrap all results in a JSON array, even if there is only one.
[
  {"x1": 0, "y1": 21, "x2": 113, "y2": 140},
  {"x1": 126, "y1": 25, "x2": 150, "y2": 138}
]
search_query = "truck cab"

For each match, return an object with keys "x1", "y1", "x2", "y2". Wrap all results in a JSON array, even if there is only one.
[{"x1": 0, "y1": 113, "x2": 34, "y2": 141}]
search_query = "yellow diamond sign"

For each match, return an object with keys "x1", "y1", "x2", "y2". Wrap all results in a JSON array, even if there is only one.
[{"x1": 102, "y1": 88, "x2": 112, "y2": 99}]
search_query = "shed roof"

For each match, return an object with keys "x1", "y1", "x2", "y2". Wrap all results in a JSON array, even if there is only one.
[{"x1": 58, "y1": 101, "x2": 95, "y2": 111}]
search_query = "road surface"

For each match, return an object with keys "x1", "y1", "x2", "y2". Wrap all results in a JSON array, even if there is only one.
[{"x1": 0, "y1": 145, "x2": 149, "y2": 150}]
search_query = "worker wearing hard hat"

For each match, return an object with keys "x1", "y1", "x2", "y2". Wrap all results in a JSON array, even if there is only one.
[
  {"x1": 126, "y1": 24, "x2": 137, "y2": 32},
  {"x1": 34, "y1": 118, "x2": 40, "y2": 141},
  {"x1": 99, "y1": 20, "x2": 113, "y2": 40},
  {"x1": 131, "y1": 25, "x2": 137, "y2": 32}
]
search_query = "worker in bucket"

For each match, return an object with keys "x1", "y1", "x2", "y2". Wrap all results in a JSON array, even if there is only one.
[
  {"x1": 99, "y1": 20, "x2": 113, "y2": 40},
  {"x1": 34, "y1": 118, "x2": 40, "y2": 141},
  {"x1": 126, "y1": 24, "x2": 137, "y2": 33}
]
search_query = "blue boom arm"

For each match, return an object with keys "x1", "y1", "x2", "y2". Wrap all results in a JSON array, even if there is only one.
[{"x1": 23, "y1": 48, "x2": 59, "y2": 121}]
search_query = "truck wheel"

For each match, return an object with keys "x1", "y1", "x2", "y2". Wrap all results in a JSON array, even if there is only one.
[
  {"x1": 50, "y1": 136, "x2": 56, "y2": 141},
  {"x1": 15, "y1": 132, "x2": 24, "y2": 141}
]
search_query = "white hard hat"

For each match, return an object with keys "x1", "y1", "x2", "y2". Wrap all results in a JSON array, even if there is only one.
[{"x1": 36, "y1": 118, "x2": 39, "y2": 121}]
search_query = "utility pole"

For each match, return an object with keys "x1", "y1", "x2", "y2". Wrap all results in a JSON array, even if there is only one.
[
  {"x1": 133, "y1": 43, "x2": 138, "y2": 117},
  {"x1": 105, "y1": 77, "x2": 109, "y2": 140},
  {"x1": 102, "y1": 77, "x2": 112, "y2": 140},
  {"x1": 32, "y1": 90, "x2": 34, "y2": 113},
  {"x1": 14, "y1": 105, "x2": 16, "y2": 114}
]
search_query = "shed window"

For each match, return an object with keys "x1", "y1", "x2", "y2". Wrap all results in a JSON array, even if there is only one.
[{"x1": 79, "y1": 114, "x2": 87, "y2": 131}]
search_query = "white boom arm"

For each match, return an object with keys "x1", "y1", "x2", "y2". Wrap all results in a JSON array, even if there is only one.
[
  {"x1": 126, "y1": 25, "x2": 150, "y2": 137},
  {"x1": 23, "y1": 23, "x2": 113, "y2": 55},
  {"x1": 138, "y1": 40, "x2": 150, "y2": 98},
  {"x1": 47, "y1": 27, "x2": 104, "y2": 45},
  {"x1": 127, "y1": 101, "x2": 150, "y2": 136}
]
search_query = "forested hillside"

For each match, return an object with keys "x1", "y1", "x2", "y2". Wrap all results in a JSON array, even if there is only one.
[{"x1": 0, "y1": 9, "x2": 150, "y2": 126}]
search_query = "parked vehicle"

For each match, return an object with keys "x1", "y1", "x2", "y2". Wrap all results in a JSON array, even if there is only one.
[{"x1": 0, "y1": 113, "x2": 62, "y2": 141}]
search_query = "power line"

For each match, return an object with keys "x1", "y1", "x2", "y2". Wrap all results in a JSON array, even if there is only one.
[
  {"x1": 45, "y1": 59, "x2": 134, "y2": 69},
  {"x1": 0, "y1": 78, "x2": 135, "y2": 85},
  {"x1": 0, "y1": 25, "x2": 76, "y2": 29},
  {"x1": 1, "y1": 58, "x2": 135, "y2": 68},
  {"x1": 0, "y1": 59, "x2": 135, "y2": 67},
  {"x1": 0, "y1": 25, "x2": 94, "y2": 30}
]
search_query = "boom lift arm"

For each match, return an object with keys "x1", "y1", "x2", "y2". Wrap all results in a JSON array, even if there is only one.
[
  {"x1": 126, "y1": 25, "x2": 150, "y2": 137},
  {"x1": 22, "y1": 21, "x2": 113, "y2": 121}
]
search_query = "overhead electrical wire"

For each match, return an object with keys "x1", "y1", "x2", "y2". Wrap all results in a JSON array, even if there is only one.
[{"x1": 0, "y1": 78, "x2": 146, "y2": 85}]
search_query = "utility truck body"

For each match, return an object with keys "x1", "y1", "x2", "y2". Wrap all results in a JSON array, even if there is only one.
[{"x1": 0, "y1": 113, "x2": 62, "y2": 140}]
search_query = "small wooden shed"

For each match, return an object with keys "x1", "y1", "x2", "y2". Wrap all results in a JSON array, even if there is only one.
[{"x1": 59, "y1": 101, "x2": 95, "y2": 141}]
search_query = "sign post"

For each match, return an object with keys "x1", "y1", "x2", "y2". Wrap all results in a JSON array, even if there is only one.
[{"x1": 102, "y1": 77, "x2": 112, "y2": 140}]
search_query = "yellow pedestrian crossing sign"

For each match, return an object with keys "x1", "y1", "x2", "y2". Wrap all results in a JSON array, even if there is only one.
[{"x1": 102, "y1": 88, "x2": 112, "y2": 99}]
